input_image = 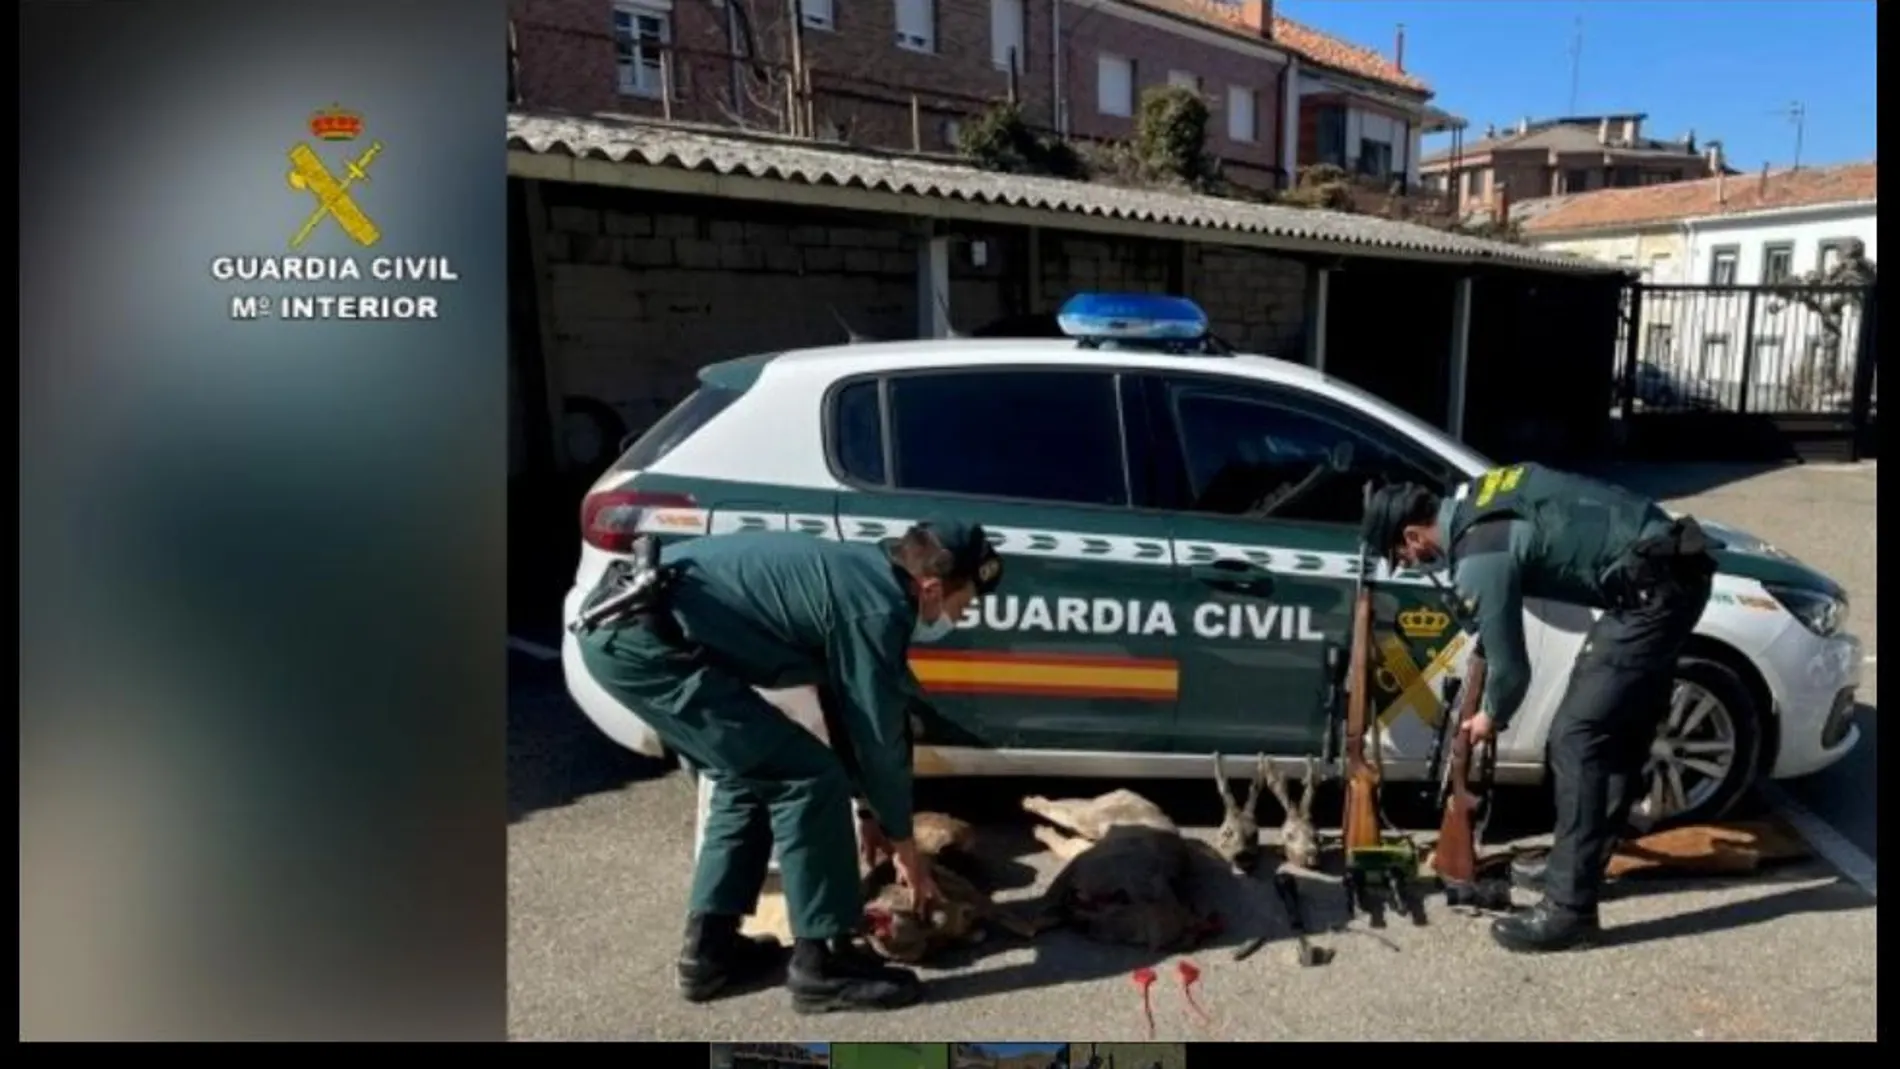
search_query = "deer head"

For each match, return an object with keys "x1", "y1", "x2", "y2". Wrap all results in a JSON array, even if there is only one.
[
  {"x1": 1213, "y1": 753, "x2": 1265, "y2": 868},
  {"x1": 1264, "y1": 756, "x2": 1323, "y2": 870}
]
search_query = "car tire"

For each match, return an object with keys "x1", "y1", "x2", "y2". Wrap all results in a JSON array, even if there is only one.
[{"x1": 1632, "y1": 655, "x2": 1765, "y2": 831}]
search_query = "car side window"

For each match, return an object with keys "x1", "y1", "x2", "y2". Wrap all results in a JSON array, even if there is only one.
[
  {"x1": 831, "y1": 379, "x2": 887, "y2": 485},
  {"x1": 886, "y1": 370, "x2": 1128, "y2": 507},
  {"x1": 1163, "y1": 380, "x2": 1450, "y2": 526}
]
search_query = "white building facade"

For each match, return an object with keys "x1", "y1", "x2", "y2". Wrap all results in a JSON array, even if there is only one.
[{"x1": 1524, "y1": 184, "x2": 1876, "y2": 415}]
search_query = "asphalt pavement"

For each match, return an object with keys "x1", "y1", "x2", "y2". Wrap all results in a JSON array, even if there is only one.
[{"x1": 507, "y1": 461, "x2": 1877, "y2": 1042}]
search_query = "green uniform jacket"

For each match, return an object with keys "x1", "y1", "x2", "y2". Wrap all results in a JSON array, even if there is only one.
[
  {"x1": 1440, "y1": 462, "x2": 1676, "y2": 730},
  {"x1": 661, "y1": 531, "x2": 925, "y2": 842}
]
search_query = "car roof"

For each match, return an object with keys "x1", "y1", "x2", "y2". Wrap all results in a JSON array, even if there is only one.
[{"x1": 744, "y1": 337, "x2": 1495, "y2": 476}]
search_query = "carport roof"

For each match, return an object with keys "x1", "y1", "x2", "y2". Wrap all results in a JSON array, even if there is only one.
[{"x1": 507, "y1": 111, "x2": 1621, "y2": 276}]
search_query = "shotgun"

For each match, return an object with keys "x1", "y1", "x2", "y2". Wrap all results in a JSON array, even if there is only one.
[{"x1": 1432, "y1": 644, "x2": 1512, "y2": 911}]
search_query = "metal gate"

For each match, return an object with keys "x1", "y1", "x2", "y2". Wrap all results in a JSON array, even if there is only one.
[{"x1": 1614, "y1": 281, "x2": 1878, "y2": 461}]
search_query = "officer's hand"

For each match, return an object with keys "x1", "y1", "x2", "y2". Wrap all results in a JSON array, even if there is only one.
[
  {"x1": 857, "y1": 813, "x2": 894, "y2": 868},
  {"x1": 1461, "y1": 712, "x2": 1496, "y2": 743},
  {"x1": 892, "y1": 840, "x2": 939, "y2": 913}
]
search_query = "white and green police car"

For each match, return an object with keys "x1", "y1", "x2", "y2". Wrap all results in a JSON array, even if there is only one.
[{"x1": 561, "y1": 293, "x2": 1864, "y2": 828}]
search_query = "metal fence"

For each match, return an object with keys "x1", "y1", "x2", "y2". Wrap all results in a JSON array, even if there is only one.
[{"x1": 1616, "y1": 282, "x2": 1875, "y2": 420}]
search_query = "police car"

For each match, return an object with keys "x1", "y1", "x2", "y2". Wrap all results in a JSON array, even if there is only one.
[{"x1": 561, "y1": 293, "x2": 1864, "y2": 829}]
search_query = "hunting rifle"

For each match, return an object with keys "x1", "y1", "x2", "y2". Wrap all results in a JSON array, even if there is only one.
[
  {"x1": 1340, "y1": 489, "x2": 1381, "y2": 858},
  {"x1": 1430, "y1": 641, "x2": 1512, "y2": 911}
]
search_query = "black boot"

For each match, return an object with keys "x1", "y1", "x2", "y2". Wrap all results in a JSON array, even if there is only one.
[
  {"x1": 787, "y1": 937, "x2": 924, "y2": 1014},
  {"x1": 676, "y1": 913, "x2": 790, "y2": 1003},
  {"x1": 1490, "y1": 899, "x2": 1601, "y2": 953}
]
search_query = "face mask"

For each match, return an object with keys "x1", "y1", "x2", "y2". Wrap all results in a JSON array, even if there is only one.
[{"x1": 912, "y1": 611, "x2": 955, "y2": 644}]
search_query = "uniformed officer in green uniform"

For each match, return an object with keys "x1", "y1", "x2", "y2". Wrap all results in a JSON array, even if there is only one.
[
  {"x1": 574, "y1": 518, "x2": 1003, "y2": 1012},
  {"x1": 1362, "y1": 462, "x2": 1717, "y2": 952}
]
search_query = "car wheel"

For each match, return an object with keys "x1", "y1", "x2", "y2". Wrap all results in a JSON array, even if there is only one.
[{"x1": 1628, "y1": 656, "x2": 1764, "y2": 831}]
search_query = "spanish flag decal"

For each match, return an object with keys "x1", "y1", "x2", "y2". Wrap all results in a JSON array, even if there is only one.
[{"x1": 908, "y1": 649, "x2": 1180, "y2": 701}]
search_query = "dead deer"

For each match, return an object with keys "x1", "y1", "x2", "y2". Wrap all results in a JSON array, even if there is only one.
[
  {"x1": 859, "y1": 812, "x2": 1032, "y2": 965},
  {"x1": 1213, "y1": 752, "x2": 1267, "y2": 871},
  {"x1": 1263, "y1": 755, "x2": 1322, "y2": 871},
  {"x1": 1021, "y1": 790, "x2": 1218, "y2": 952}
]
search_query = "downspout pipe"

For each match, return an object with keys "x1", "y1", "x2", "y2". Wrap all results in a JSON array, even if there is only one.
[{"x1": 1052, "y1": 1, "x2": 1066, "y2": 135}]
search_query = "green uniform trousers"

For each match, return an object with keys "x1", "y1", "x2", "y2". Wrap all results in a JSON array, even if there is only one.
[{"x1": 578, "y1": 619, "x2": 863, "y2": 940}]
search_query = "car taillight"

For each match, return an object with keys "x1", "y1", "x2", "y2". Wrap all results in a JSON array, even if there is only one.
[{"x1": 579, "y1": 489, "x2": 696, "y2": 552}]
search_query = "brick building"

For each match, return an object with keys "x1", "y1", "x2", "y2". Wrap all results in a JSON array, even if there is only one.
[{"x1": 509, "y1": 0, "x2": 1449, "y2": 192}]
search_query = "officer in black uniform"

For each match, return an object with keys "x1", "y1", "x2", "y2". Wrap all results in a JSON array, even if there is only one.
[
  {"x1": 1362, "y1": 462, "x2": 1717, "y2": 952},
  {"x1": 573, "y1": 518, "x2": 1003, "y2": 1011}
]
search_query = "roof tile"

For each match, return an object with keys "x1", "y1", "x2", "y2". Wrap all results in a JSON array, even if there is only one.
[
  {"x1": 1520, "y1": 160, "x2": 1877, "y2": 234},
  {"x1": 1129, "y1": 1, "x2": 1431, "y2": 94}
]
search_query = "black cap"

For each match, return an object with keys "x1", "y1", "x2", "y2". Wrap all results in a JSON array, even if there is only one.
[
  {"x1": 910, "y1": 517, "x2": 1005, "y2": 596},
  {"x1": 1360, "y1": 482, "x2": 1436, "y2": 566}
]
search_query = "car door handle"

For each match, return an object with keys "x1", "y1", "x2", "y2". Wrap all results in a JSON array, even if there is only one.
[{"x1": 1190, "y1": 561, "x2": 1275, "y2": 595}]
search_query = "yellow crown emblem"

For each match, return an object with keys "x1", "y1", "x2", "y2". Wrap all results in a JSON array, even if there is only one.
[
  {"x1": 309, "y1": 104, "x2": 364, "y2": 142},
  {"x1": 1397, "y1": 607, "x2": 1451, "y2": 638}
]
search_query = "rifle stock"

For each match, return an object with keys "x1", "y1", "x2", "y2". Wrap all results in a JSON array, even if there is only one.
[
  {"x1": 1432, "y1": 648, "x2": 1490, "y2": 885},
  {"x1": 1340, "y1": 584, "x2": 1381, "y2": 854}
]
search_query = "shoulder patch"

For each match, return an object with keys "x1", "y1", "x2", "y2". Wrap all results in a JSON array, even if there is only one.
[{"x1": 1453, "y1": 515, "x2": 1514, "y2": 557}]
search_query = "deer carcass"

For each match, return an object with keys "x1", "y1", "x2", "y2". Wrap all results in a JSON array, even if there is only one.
[
  {"x1": 1021, "y1": 789, "x2": 1219, "y2": 952},
  {"x1": 860, "y1": 812, "x2": 1032, "y2": 964}
]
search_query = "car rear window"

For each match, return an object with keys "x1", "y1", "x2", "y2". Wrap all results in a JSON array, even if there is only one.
[{"x1": 610, "y1": 384, "x2": 743, "y2": 474}]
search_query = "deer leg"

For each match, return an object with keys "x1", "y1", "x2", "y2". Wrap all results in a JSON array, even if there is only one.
[{"x1": 1032, "y1": 825, "x2": 1094, "y2": 862}]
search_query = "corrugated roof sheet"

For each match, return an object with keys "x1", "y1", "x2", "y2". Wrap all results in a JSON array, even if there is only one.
[
  {"x1": 507, "y1": 112, "x2": 1617, "y2": 274},
  {"x1": 1521, "y1": 160, "x2": 1878, "y2": 234}
]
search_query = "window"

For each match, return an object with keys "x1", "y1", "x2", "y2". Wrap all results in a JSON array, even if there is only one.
[
  {"x1": 1160, "y1": 382, "x2": 1449, "y2": 525},
  {"x1": 1097, "y1": 53, "x2": 1134, "y2": 117},
  {"x1": 800, "y1": 0, "x2": 834, "y2": 31},
  {"x1": 1818, "y1": 238, "x2": 1853, "y2": 275},
  {"x1": 1226, "y1": 86, "x2": 1256, "y2": 143},
  {"x1": 1645, "y1": 324, "x2": 1675, "y2": 366},
  {"x1": 612, "y1": 1, "x2": 672, "y2": 99},
  {"x1": 1698, "y1": 334, "x2": 1732, "y2": 381},
  {"x1": 886, "y1": 371, "x2": 1128, "y2": 506},
  {"x1": 1168, "y1": 70, "x2": 1201, "y2": 93},
  {"x1": 1357, "y1": 138, "x2": 1393, "y2": 179},
  {"x1": 1315, "y1": 105, "x2": 1347, "y2": 167},
  {"x1": 1641, "y1": 170, "x2": 1680, "y2": 185},
  {"x1": 830, "y1": 380, "x2": 887, "y2": 485},
  {"x1": 990, "y1": 0, "x2": 1025, "y2": 72},
  {"x1": 1708, "y1": 246, "x2": 1739, "y2": 286},
  {"x1": 611, "y1": 383, "x2": 744, "y2": 474},
  {"x1": 895, "y1": 0, "x2": 935, "y2": 53},
  {"x1": 1563, "y1": 168, "x2": 1591, "y2": 193},
  {"x1": 1762, "y1": 243, "x2": 1795, "y2": 285}
]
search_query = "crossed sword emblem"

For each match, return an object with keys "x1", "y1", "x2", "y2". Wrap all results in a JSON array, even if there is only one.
[{"x1": 286, "y1": 140, "x2": 384, "y2": 249}]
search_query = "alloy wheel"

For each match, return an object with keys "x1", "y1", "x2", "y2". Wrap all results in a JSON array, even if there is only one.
[{"x1": 1631, "y1": 679, "x2": 1740, "y2": 828}]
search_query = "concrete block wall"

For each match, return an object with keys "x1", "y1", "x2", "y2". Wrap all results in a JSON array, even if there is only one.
[
  {"x1": 1191, "y1": 245, "x2": 1308, "y2": 357},
  {"x1": 539, "y1": 194, "x2": 926, "y2": 436},
  {"x1": 524, "y1": 185, "x2": 1307, "y2": 461}
]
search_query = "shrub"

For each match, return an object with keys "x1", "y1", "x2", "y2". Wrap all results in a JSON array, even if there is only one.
[
  {"x1": 1131, "y1": 85, "x2": 1217, "y2": 190},
  {"x1": 956, "y1": 102, "x2": 1083, "y2": 178}
]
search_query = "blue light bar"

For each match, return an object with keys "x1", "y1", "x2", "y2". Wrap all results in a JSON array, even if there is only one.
[{"x1": 1056, "y1": 292, "x2": 1210, "y2": 342}]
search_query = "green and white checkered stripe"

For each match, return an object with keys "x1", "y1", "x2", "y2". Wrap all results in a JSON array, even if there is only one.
[{"x1": 635, "y1": 507, "x2": 1440, "y2": 587}]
